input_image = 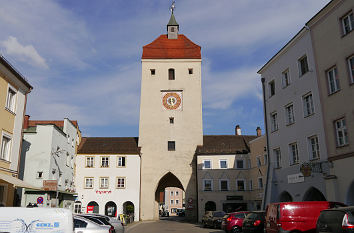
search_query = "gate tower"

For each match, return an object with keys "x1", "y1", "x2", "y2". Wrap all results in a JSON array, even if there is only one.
[{"x1": 139, "y1": 9, "x2": 203, "y2": 221}]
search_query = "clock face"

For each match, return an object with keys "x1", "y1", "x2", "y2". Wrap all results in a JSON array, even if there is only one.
[{"x1": 162, "y1": 92, "x2": 182, "y2": 110}]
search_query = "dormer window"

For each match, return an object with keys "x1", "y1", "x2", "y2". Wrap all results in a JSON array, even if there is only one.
[{"x1": 169, "y1": 69, "x2": 175, "y2": 80}]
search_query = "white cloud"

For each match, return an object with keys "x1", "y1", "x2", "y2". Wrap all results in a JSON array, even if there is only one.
[
  {"x1": 1, "y1": 36, "x2": 48, "y2": 69},
  {"x1": 203, "y1": 62, "x2": 262, "y2": 110},
  {"x1": 0, "y1": 0, "x2": 91, "y2": 70}
]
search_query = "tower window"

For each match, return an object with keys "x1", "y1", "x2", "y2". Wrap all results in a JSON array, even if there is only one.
[
  {"x1": 169, "y1": 69, "x2": 175, "y2": 80},
  {"x1": 188, "y1": 68, "x2": 193, "y2": 75},
  {"x1": 168, "y1": 141, "x2": 175, "y2": 151},
  {"x1": 171, "y1": 27, "x2": 175, "y2": 32},
  {"x1": 169, "y1": 117, "x2": 174, "y2": 124},
  {"x1": 150, "y1": 69, "x2": 156, "y2": 75}
]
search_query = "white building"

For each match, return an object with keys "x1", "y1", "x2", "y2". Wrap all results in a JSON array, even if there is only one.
[
  {"x1": 20, "y1": 117, "x2": 80, "y2": 209},
  {"x1": 76, "y1": 137, "x2": 140, "y2": 221},
  {"x1": 258, "y1": 28, "x2": 329, "y2": 204}
]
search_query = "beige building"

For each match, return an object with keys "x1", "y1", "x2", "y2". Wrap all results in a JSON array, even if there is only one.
[
  {"x1": 164, "y1": 187, "x2": 184, "y2": 215},
  {"x1": 248, "y1": 133, "x2": 267, "y2": 210},
  {"x1": 306, "y1": 0, "x2": 354, "y2": 204},
  {"x1": 0, "y1": 55, "x2": 33, "y2": 206},
  {"x1": 196, "y1": 127, "x2": 263, "y2": 221},
  {"x1": 139, "y1": 11, "x2": 202, "y2": 221}
]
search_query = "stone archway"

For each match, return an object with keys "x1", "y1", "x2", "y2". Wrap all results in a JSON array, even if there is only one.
[
  {"x1": 87, "y1": 201, "x2": 99, "y2": 213},
  {"x1": 303, "y1": 187, "x2": 326, "y2": 201},
  {"x1": 155, "y1": 172, "x2": 184, "y2": 219},
  {"x1": 105, "y1": 201, "x2": 117, "y2": 217},
  {"x1": 346, "y1": 181, "x2": 354, "y2": 205},
  {"x1": 279, "y1": 191, "x2": 293, "y2": 202},
  {"x1": 123, "y1": 201, "x2": 135, "y2": 215},
  {"x1": 205, "y1": 201, "x2": 216, "y2": 212}
]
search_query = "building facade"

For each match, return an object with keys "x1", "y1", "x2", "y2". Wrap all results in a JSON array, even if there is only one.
[
  {"x1": 306, "y1": 0, "x2": 354, "y2": 205},
  {"x1": 0, "y1": 55, "x2": 32, "y2": 207},
  {"x1": 76, "y1": 137, "x2": 140, "y2": 221},
  {"x1": 20, "y1": 118, "x2": 80, "y2": 209},
  {"x1": 248, "y1": 133, "x2": 267, "y2": 210},
  {"x1": 258, "y1": 28, "x2": 329, "y2": 203},
  {"x1": 139, "y1": 11, "x2": 202, "y2": 221},
  {"x1": 164, "y1": 187, "x2": 184, "y2": 215},
  {"x1": 196, "y1": 131, "x2": 260, "y2": 222}
]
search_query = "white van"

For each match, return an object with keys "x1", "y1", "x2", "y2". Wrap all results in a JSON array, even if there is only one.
[{"x1": 0, "y1": 207, "x2": 74, "y2": 232}]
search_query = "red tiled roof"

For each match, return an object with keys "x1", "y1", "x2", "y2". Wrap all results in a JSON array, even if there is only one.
[
  {"x1": 28, "y1": 120, "x2": 78, "y2": 128},
  {"x1": 196, "y1": 135, "x2": 258, "y2": 155},
  {"x1": 77, "y1": 137, "x2": 140, "y2": 155},
  {"x1": 142, "y1": 34, "x2": 201, "y2": 59}
]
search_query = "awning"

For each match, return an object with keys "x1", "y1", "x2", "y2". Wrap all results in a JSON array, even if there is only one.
[{"x1": 0, "y1": 173, "x2": 42, "y2": 190}]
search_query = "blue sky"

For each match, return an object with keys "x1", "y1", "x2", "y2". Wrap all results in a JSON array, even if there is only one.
[{"x1": 0, "y1": 0, "x2": 330, "y2": 137}]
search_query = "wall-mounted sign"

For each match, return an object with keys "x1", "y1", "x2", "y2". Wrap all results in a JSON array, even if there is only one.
[
  {"x1": 37, "y1": 196, "x2": 44, "y2": 204},
  {"x1": 95, "y1": 190, "x2": 112, "y2": 194},
  {"x1": 226, "y1": 195, "x2": 243, "y2": 200},
  {"x1": 288, "y1": 173, "x2": 305, "y2": 184},
  {"x1": 43, "y1": 180, "x2": 58, "y2": 191},
  {"x1": 87, "y1": 206, "x2": 94, "y2": 213}
]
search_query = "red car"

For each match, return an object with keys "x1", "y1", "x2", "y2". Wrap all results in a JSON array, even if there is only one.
[
  {"x1": 221, "y1": 211, "x2": 250, "y2": 233},
  {"x1": 265, "y1": 201, "x2": 346, "y2": 233}
]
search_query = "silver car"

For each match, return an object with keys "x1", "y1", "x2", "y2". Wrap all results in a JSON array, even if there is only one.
[
  {"x1": 78, "y1": 214, "x2": 125, "y2": 233},
  {"x1": 74, "y1": 216, "x2": 112, "y2": 233}
]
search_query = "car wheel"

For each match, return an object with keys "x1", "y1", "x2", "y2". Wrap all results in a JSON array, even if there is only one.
[{"x1": 232, "y1": 226, "x2": 241, "y2": 233}]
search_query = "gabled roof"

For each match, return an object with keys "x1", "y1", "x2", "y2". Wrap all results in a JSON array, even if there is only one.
[
  {"x1": 196, "y1": 135, "x2": 258, "y2": 155},
  {"x1": 77, "y1": 137, "x2": 140, "y2": 155},
  {"x1": 28, "y1": 120, "x2": 78, "y2": 128},
  {"x1": 142, "y1": 34, "x2": 201, "y2": 59}
]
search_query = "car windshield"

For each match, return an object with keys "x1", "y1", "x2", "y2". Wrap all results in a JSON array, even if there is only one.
[{"x1": 213, "y1": 212, "x2": 225, "y2": 217}]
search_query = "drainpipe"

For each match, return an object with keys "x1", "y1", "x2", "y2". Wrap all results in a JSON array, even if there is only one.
[
  {"x1": 261, "y1": 77, "x2": 271, "y2": 210},
  {"x1": 138, "y1": 147, "x2": 142, "y2": 221},
  {"x1": 195, "y1": 151, "x2": 199, "y2": 222}
]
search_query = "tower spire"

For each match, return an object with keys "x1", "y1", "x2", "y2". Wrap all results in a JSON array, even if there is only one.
[{"x1": 167, "y1": 1, "x2": 179, "y2": 39}]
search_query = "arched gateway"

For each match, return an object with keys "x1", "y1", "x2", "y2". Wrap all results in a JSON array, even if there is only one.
[{"x1": 139, "y1": 10, "x2": 202, "y2": 221}]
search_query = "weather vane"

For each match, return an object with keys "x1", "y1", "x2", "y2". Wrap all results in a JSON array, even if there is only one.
[{"x1": 170, "y1": 1, "x2": 176, "y2": 14}]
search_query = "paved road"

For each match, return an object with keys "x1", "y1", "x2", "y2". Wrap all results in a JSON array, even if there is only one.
[{"x1": 126, "y1": 217, "x2": 225, "y2": 233}]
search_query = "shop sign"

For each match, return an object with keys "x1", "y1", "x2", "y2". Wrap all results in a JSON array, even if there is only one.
[
  {"x1": 87, "y1": 206, "x2": 94, "y2": 213},
  {"x1": 288, "y1": 173, "x2": 305, "y2": 184},
  {"x1": 43, "y1": 180, "x2": 58, "y2": 191},
  {"x1": 95, "y1": 190, "x2": 112, "y2": 194},
  {"x1": 226, "y1": 195, "x2": 243, "y2": 200}
]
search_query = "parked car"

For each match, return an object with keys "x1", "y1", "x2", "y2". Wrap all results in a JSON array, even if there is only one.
[
  {"x1": 221, "y1": 211, "x2": 250, "y2": 233},
  {"x1": 242, "y1": 211, "x2": 265, "y2": 233},
  {"x1": 159, "y1": 210, "x2": 169, "y2": 217},
  {"x1": 74, "y1": 216, "x2": 112, "y2": 233},
  {"x1": 79, "y1": 214, "x2": 124, "y2": 233},
  {"x1": 176, "y1": 208, "x2": 185, "y2": 216},
  {"x1": 78, "y1": 215, "x2": 116, "y2": 233},
  {"x1": 316, "y1": 206, "x2": 354, "y2": 233},
  {"x1": 265, "y1": 201, "x2": 346, "y2": 233},
  {"x1": 0, "y1": 207, "x2": 73, "y2": 232},
  {"x1": 202, "y1": 211, "x2": 226, "y2": 229}
]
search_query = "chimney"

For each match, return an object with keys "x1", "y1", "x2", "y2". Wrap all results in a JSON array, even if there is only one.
[
  {"x1": 23, "y1": 115, "x2": 30, "y2": 129},
  {"x1": 235, "y1": 125, "x2": 242, "y2": 135},
  {"x1": 256, "y1": 127, "x2": 262, "y2": 136}
]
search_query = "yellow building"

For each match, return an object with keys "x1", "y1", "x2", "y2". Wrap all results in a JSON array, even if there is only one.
[{"x1": 0, "y1": 55, "x2": 33, "y2": 206}]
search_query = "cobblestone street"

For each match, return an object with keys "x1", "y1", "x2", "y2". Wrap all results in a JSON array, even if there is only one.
[{"x1": 126, "y1": 217, "x2": 225, "y2": 233}]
